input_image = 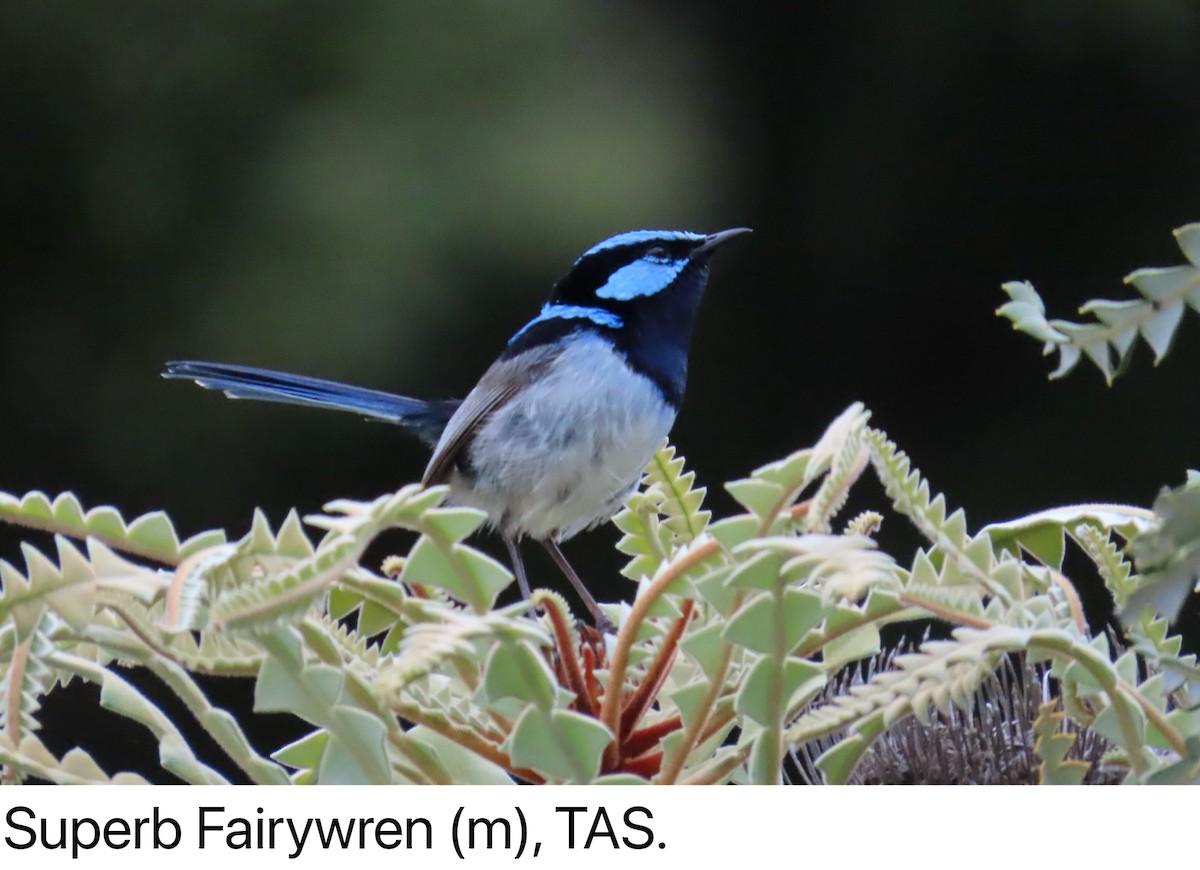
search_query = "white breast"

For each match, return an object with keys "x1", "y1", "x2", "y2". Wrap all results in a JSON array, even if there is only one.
[{"x1": 449, "y1": 334, "x2": 675, "y2": 541}]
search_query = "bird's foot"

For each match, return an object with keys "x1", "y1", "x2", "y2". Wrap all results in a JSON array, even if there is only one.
[{"x1": 591, "y1": 612, "x2": 616, "y2": 635}]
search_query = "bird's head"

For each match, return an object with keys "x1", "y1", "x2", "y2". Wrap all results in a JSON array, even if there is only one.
[
  {"x1": 504, "y1": 227, "x2": 750, "y2": 405},
  {"x1": 549, "y1": 227, "x2": 752, "y2": 313}
]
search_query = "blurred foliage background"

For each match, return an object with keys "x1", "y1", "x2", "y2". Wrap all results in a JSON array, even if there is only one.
[{"x1": 3, "y1": 0, "x2": 1200, "y2": 772}]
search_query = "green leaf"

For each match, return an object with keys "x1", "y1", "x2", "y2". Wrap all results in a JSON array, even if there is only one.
[
  {"x1": 0, "y1": 489, "x2": 226, "y2": 562},
  {"x1": 274, "y1": 510, "x2": 315, "y2": 558},
  {"x1": 736, "y1": 656, "x2": 825, "y2": 727},
  {"x1": 822, "y1": 622, "x2": 881, "y2": 671},
  {"x1": 753, "y1": 450, "x2": 812, "y2": 488},
  {"x1": 999, "y1": 224, "x2": 1200, "y2": 382},
  {"x1": 708, "y1": 515, "x2": 759, "y2": 549},
  {"x1": 423, "y1": 507, "x2": 487, "y2": 543},
  {"x1": 1141, "y1": 300, "x2": 1185, "y2": 361},
  {"x1": 483, "y1": 641, "x2": 556, "y2": 709},
  {"x1": 983, "y1": 504, "x2": 1154, "y2": 569},
  {"x1": 272, "y1": 729, "x2": 329, "y2": 770},
  {"x1": 407, "y1": 726, "x2": 513, "y2": 784},
  {"x1": 722, "y1": 590, "x2": 824, "y2": 656},
  {"x1": 680, "y1": 622, "x2": 728, "y2": 677},
  {"x1": 812, "y1": 715, "x2": 885, "y2": 786},
  {"x1": 317, "y1": 708, "x2": 390, "y2": 784},
  {"x1": 724, "y1": 550, "x2": 783, "y2": 590},
  {"x1": 327, "y1": 587, "x2": 362, "y2": 620},
  {"x1": 82, "y1": 658, "x2": 225, "y2": 784},
  {"x1": 1124, "y1": 482, "x2": 1200, "y2": 625},
  {"x1": 1091, "y1": 700, "x2": 1146, "y2": 749},
  {"x1": 357, "y1": 600, "x2": 397, "y2": 637},
  {"x1": 641, "y1": 441, "x2": 711, "y2": 542},
  {"x1": 670, "y1": 680, "x2": 711, "y2": 731},
  {"x1": 1032, "y1": 703, "x2": 1089, "y2": 785},
  {"x1": 507, "y1": 708, "x2": 612, "y2": 783},
  {"x1": 254, "y1": 658, "x2": 344, "y2": 720},
  {"x1": 400, "y1": 538, "x2": 511, "y2": 612},
  {"x1": 724, "y1": 479, "x2": 782, "y2": 519},
  {"x1": 1143, "y1": 736, "x2": 1200, "y2": 784}
]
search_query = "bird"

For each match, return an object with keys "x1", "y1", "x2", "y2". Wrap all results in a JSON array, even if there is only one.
[{"x1": 163, "y1": 226, "x2": 750, "y2": 629}]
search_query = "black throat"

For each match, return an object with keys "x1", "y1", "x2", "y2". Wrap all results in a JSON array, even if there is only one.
[{"x1": 607, "y1": 261, "x2": 710, "y2": 409}]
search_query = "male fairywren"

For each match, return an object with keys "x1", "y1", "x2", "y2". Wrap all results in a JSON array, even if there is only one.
[{"x1": 164, "y1": 227, "x2": 750, "y2": 629}]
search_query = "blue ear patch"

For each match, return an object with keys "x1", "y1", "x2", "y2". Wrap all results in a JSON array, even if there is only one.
[
  {"x1": 509, "y1": 303, "x2": 624, "y2": 343},
  {"x1": 594, "y1": 257, "x2": 689, "y2": 301}
]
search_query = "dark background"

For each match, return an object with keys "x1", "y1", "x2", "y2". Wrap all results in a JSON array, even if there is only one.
[{"x1": 4, "y1": 1, "x2": 1200, "y2": 780}]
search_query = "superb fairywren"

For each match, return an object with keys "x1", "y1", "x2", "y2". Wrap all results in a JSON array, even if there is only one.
[{"x1": 164, "y1": 227, "x2": 750, "y2": 629}]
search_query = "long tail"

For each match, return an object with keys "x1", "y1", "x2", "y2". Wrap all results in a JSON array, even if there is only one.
[{"x1": 162, "y1": 360, "x2": 459, "y2": 446}]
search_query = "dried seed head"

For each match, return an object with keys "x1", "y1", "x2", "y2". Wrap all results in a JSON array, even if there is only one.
[{"x1": 790, "y1": 649, "x2": 1124, "y2": 785}]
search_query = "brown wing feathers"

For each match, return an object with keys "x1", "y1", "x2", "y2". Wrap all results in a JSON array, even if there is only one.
[{"x1": 421, "y1": 345, "x2": 563, "y2": 486}]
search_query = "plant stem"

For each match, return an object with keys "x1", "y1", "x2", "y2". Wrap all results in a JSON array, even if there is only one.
[{"x1": 599, "y1": 538, "x2": 720, "y2": 763}]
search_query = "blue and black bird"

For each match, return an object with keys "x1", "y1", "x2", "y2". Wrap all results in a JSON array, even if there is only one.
[{"x1": 164, "y1": 227, "x2": 750, "y2": 629}]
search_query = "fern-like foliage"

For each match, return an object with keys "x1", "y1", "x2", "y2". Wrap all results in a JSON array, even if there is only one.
[
  {"x1": 0, "y1": 731, "x2": 149, "y2": 785},
  {"x1": 1, "y1": 405, "x2": 1198, "y2": 783},
  {"x1": 1123, "y1": 474, "x2": 1200, "y2": 626},
  {"x1": 998, "y1": 222, "x2": 1200, "y2": 383},
  {"x1": 0, "y1": 489, "x2": 224, "y2": 565},
  {"x1": 613, "y1": 440, "x2": 710, "y2": 583},
  {"x1": 1032, "y1": 702, "x2": 1091, "y2": 785}
]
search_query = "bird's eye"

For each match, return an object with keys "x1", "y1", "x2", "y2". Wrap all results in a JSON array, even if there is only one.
[{"x1": 645, "y1": 245, "x2": 670, "y2": 261}]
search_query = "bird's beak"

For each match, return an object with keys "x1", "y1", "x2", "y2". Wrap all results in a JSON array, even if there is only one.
[{"x1": 693, "y1": 226, "x2": 753, "y2": 257}]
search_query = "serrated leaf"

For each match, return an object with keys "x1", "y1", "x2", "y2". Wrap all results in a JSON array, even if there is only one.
[
  {"x1": 400, "y1": 538, "x2": 510, "y2": 612},
  {"x1": 1032, "y1": 703, "x2": 1089, "y2": 785},
  {"x1": 670, "y1": 680, "x2": 712, "y2": 730},
  {"x1": 1176, "y1": 223, "x2": 1200, "y2": 266},
  {"x1": 813, "y1": 733, "x2": 872, "y2": 785},
  {"x1": 642, "y1": 441, "x2": 711, "y2": 543},
  {"x1": 724, "y1": 550, "x2": 783, "y2": 590},
  {"x1": 272, "y1": 729, "x2": 329, "y2": 770},
  {"x1": 274, "y1": 510, "x2": 315, "y2": 558},
  {"x1": 407, "y1": 726, "x2": 512, "y2": 784},
  {"x1": 1143, "y1": 736, "x2": 1200, "y2": 784},
  {"x1": 997, "y1": 280, "x2": 1069, "y2": 343},
  {"x1": 753, "y1": 450, "x2": 813, "y2": 488},
  {"x1": 507, "y1": 708, "x2": 612, "y2": 783},
  {"x1": 736, "y1": 656, "x2": 825, "y2": 727},
  {"x1": 723, "y1": 590, "x2": 825, "y2": 655},
  {"x1": 1001, "y1": 224, "x2": 1200, "y2": 382},
  {"x1": 254, "y1": 658, "x2": 343, "y2": 720},
  {"x1": 423, "y1": 507, "x2": 487, "y2": 543},
  {"x1": 327, "y1": 587, "x2": 362, "y2": 620},
  {"x1": 708, "y1": 515, "x2": 758, "y2": 549},
  {"x1": 356, "y1": 600, "x2": 397, "y2": 637},
  {"x1": 483, "y1": 641, "x2": 556, "y2": 709},
  {"x1": 680, "y1": 622, "x2": 727, "y2": 677},
  {"x1": 984, "y1": 504, "x2": 1154, "y2": 570},
  {"x1": 822, "y1": 622, "x2": 881, "y2": 671},
  {"x1": 725, "y1": 479, "x2": 782, "y2": 519},
  {"x1": 1091, "y1": 699, "x2": 1146, "y2": 749},
  {"x1": 1140, "y1": 300, "x2": 1185, "y2": 361},
  {"x1": 58, "y1": 748, "x2": 110, "y2": 781},
  {"x1": 318, "y1": 707, "x2": 390, "y2": 784}
]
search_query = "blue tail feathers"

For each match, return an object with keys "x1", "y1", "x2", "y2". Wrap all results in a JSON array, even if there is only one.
[{"x1": 162, "y1": 361, "x2": 458, "y2": 446}]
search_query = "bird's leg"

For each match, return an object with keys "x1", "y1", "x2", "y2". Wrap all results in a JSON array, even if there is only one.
[
  {"x1": 541, "y1": 539, "x2": 615, "y2": 633},
  {"x1": 503, "y1": 536, "x2": 533, "y2": 602}
]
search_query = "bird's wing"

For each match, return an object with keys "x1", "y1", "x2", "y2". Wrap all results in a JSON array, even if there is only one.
[{"x1": 421, "y1": 343, "x2": 563, "y2": 486}]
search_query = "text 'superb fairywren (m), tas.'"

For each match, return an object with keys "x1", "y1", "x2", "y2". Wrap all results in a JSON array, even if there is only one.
[{"x1": 164, "y1": 227, "x2": 750, "y2": 630}]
